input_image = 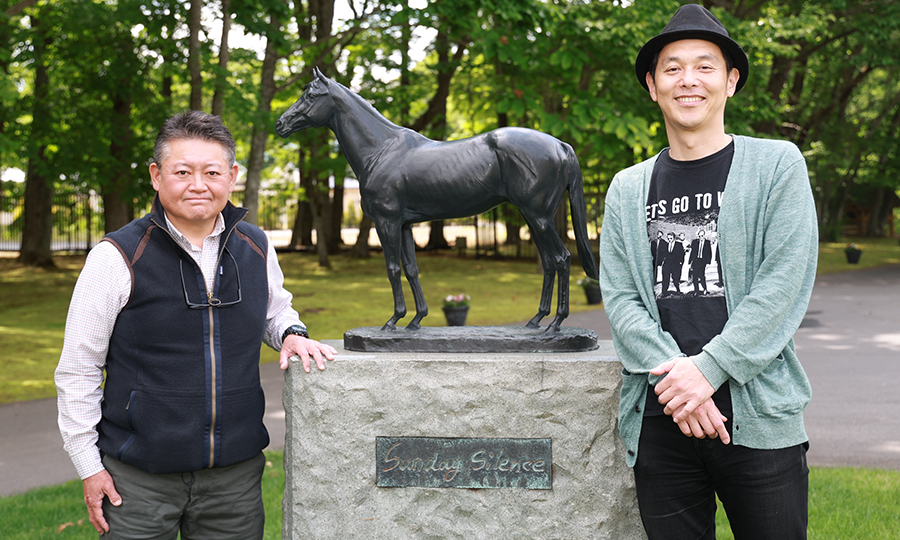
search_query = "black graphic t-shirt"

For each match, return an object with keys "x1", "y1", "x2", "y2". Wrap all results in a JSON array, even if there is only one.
[{"x1": 644, "y1": 141, "x2": 734, "y2": 418}]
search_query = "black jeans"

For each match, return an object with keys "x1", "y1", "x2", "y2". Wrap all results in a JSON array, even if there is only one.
[{"x1": 634, "y1": 415, "x2": 809, "y2": 540}]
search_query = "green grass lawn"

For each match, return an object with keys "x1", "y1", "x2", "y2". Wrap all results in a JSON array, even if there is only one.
[
  {"x1": 1, "y1": 238, "x2": 898, "y2": 404},
  {"x1": 0, "y1": 451, "x2": 286, "y2": 540},
  {"x1": 815, "y1": 237, "x2": 900, "y2": 274},
  {"x1": 714, "y1": 467, "x2": 900, "y2": 540},
  {"x1": 0, "y1": 250, "x2": 600, "y2": 403},
  {"x1": 1, "y1": 451, "x2": 898, "y2": 539}
]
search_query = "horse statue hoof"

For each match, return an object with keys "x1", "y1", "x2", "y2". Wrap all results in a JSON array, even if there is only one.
[{"x1": 526, "y1": 315, "x2": 545, "y2": 328}]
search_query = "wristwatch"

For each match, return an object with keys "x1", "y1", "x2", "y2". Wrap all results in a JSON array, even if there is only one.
[{"x1": 281, "y1": 324, "x2": 309, "y2": 342}]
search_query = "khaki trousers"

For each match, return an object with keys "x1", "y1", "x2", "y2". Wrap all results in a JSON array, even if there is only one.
[{"x1": 100, "y1": 452, "x2": 266, "y2": 540}]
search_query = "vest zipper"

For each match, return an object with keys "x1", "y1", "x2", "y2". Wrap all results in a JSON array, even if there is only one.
[
  {"x1": 207, "y1": 304, "x2": 217, "y2": 468},
  {"x1": 204, "y1": 224, "x2": 241, "y2": 468},
  {"x1": 151, "y1": 212, "x2": 246, "y2": 470}
]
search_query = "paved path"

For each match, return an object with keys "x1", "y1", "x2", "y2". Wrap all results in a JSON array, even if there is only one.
[
  {"x1": 793, "y1": 264, "x2": 900, "y2": 469},
  {"x1": 2, "y1": 264, "x2": 898, "y2": 497}
]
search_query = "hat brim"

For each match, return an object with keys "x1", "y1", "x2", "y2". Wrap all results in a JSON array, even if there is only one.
[{"x1": 635, "y1": 30, "x2": 749, "y2": 93}]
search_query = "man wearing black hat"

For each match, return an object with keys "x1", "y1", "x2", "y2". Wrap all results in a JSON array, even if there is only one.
[{"x1": 599, "y1": 4, "x2": 818, "y2": 539}]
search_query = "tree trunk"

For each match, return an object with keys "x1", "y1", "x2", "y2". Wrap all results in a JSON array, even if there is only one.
[
  {"x1": 104, "y1": 92, "x2": 134, "y2": 233},
  {"x1": 555, "y1": 200, "x2": 568, "y2": 240},
  {"x1": 309, "y1": 186, "x2": 332, "y2": 268},
  {"x1": 399, "y1": 0, "x2": 410, "y2": 125},
  {"x1": 307, "y1": 132, "x2": 331, "y2": 267},
  {"x1": 18, "y1": 10, "x2": 54, "y2": 268},
  {"x1": 243, "y1": 14, "x2": 280, "y2": 225},
  {"x1": 160, "y1": 9, "x2": 178, "y2": 107},
  {"x1": 427, "y1": 220, "x2": 449, "y2": 250},
  {"x1": 329, "y1": 182, "x2": 344, "y2": 253},
  {"x1": 0, "y1": 11, "x2": 10, "y2": 146},
  {"x1": 211, "y1": 0, "x2": 231, "y2": 117},
  {"x1": 4, "y1": 0, "x2": 41, "y2": 18},
  {"x1": 290, "y1": 146, "x2": 314, "y2": 247},
  {"x1": 188, "y1": 0, "x2": 203, "y2": 110},
  {"x1": 312, "y1": 0, "x2": 338, "y2": 255},
  {"x1": 19, "y1": 153, "x2": 54, "y2": 267},
  {"x1": 502, "y1": 204, "x2": 521, "y2": 251},
  {"x1": 244, "y1": 123, "x2": 266, "y2": 225},
  {"x1": 162, "y1": 53, "x2": 173, "y2": 106},
  {"x1": 350, "y1": 214, "x2": 373, "y2": 258},
  {"x1": 285, "y1": 0, "x2": 337, "y2": 252},
  {"x1": 866, "y1": 187, "x2": 886, "y2": 237},
  {"x1": 420, "y1": 27, "x2": 459, "y2": 251},
  {"x1": 753, "y1": 53, "x2": 793, "y2": 135}
]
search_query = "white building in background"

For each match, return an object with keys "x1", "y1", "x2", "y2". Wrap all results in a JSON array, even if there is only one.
[{"x1": 1, "y1": 168, "x2": 25, "y2": 183}]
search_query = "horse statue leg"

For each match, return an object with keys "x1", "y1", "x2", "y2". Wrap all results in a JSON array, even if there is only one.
[
  {"x1": 525, "y1": 216, "x2": 571, "y2": 331},
  {"x1": 523, "y1": 217, "x2": 553, "y2": 328},
  {"x1": 549, "y1": 249, "x2": 571, "y2": 330},
  {"x1": 374, "y1": 221, "x2": 407, "y2": 331},
  {"x1": 400, "y1": 224, "x2": 428, "y2": 330}
]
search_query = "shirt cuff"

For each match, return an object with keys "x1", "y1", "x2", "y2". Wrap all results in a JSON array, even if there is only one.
[
  {"x1": 70, "y1": 445, "x2": 105, "y2": 480},
  {"x1": 692, "y1": 350, "x2": 730, "y2": 390}
]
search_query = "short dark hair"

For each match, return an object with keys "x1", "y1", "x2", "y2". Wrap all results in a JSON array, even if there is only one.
[
  {"x1": 647, "y1": 43, "x2": 735, "y2": 86},
  {"x1": 153, "y1": 110, "x2": 236, "y2": 167}
]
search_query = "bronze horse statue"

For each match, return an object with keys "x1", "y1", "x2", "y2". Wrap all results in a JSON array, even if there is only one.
[{"x1": 276, "y1": 68, "x2": 598, "y2": 331}]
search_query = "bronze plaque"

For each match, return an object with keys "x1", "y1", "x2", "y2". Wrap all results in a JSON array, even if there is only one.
[{"x1": 376, "y1": 437, "x2": 552, "y2": 489}]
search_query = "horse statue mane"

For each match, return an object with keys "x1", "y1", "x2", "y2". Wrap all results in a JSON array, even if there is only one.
[{"x1": 277, "y1": 67, "x2": 599, "y2": 332}]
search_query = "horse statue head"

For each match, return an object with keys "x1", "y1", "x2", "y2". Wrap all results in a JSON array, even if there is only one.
[{"x1": 275, "y1": 68, "x2": 336, "y2": 137}]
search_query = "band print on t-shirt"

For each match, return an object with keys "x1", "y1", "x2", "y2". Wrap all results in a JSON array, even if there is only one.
[{"x1": 648, "y1": 190, "x2": 725, "y2": 300}]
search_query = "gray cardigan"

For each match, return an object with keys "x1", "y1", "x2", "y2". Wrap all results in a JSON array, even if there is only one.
[{"x1": 599, "y1": 135, "x2": 818, "y2": 467}]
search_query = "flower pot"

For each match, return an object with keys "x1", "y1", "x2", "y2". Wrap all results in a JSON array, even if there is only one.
[
  {"x1": 583, "y1": 285, "x2": 603, "y2": 305},
  {"x1": 442, "y1": 305, "x2": 469, "y2": 326},
  {"x1": 845, "y1": 249, "x2": 862, "y2": 264}
]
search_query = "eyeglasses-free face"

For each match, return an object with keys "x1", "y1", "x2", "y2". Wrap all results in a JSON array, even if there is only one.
[{"x1": 150, "y1": 138, "x2": 238, "y2": 245}]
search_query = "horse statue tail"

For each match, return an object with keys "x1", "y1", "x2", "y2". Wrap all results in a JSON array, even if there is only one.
[{"x1": 565, "y1": 144, "x2": 599, "y2": 280}]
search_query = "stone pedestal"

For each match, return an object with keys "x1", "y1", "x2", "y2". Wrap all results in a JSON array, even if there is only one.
[{"x1": 283, "y1": 340, "x2": 644, "y2": 540}]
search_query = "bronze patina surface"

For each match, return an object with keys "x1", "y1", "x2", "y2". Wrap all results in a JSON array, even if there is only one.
[
  {"x1": 376, "y1": 436, "x2": 552, "y2": 490},
  {"x1": 344, "y1": 326, "x2": 599, "y2": 353},
  {"x1": 276, "y1": 69, "x2": 598, "y2": 333}
]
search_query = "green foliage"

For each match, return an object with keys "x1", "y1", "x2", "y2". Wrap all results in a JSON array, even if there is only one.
[
  {"x1": 3, "y1": 0, "x2": 899, "y2": 261},
  {"x1": 720, "y1": 0, "x2": 900, "y2": 236}
]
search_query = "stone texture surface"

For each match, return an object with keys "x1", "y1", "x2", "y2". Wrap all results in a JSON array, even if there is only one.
[{"x1": 283, "y1": 340, "x2": 645, "y2": 540}]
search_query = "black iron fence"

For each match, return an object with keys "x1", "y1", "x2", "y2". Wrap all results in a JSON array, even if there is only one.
[
  {"x1": 0, "y1": 187, "x2": 105, "y2": 252},
  {"x1": 0, "y1": 188, "x2": 295, "y2": 253},
  {"x1": 1, "y1": 184, "x2": 603, "y2": 258},
  {"x1": 472, "y1": 194, "x2": 603, "y2": 261}
]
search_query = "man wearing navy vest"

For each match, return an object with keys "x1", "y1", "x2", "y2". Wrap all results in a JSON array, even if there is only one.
[
  {"x1": 600, "y1": 4, "x2": 817, "y2": 539},
  {"x1": 56, "y1": 111, "x2": 337, "y2": 539}
]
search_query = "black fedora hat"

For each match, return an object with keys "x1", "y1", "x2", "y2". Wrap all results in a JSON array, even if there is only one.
[{"x1": 635, "y1": 4, "x2": 748, "y2": 93}]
